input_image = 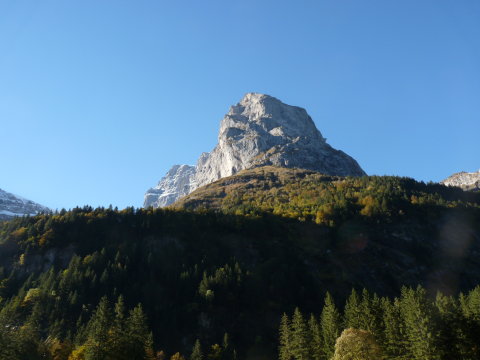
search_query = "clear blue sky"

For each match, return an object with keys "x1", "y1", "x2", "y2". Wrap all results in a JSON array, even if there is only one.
[{"x1": 1, "y1": 1, "x2": 479, "y2": 210}]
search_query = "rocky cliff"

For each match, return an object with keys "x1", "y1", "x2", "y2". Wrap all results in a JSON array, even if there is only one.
[
  {"x1": 441, "y1": 170, "x2": 480, "y2": 191},
  {"x1": 0, "y1": 188, "x2": 49, "y2": 220},
  {"x1": 145, "y1": 93, "x2": 366, "y2": 207},
  {"x1": 144, "y1": 165, "x2": 196, "y2": 208}
]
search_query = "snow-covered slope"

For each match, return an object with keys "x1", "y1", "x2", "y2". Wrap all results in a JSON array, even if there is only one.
[
  {"x1": 0, "y1": 188, "x2": 50, "y2": 220},
  {"x1": 145, "y1": 93, "x2": 366, "y2": 208},
  {"x1": 441, "y1": 170, "x2": 480, "y2": 191}
]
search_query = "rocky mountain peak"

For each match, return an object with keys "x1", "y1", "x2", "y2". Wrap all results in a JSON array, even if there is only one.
[
  {"x1": 144, "y1": 93, "x2": 366, "y2": 208},
  {"x1": 441, "y1": 169, "x2": 480, "y2": 191},
  {"x1": 223, "y1": 93, "x2": 325, "y2": 143},
  {"x1": 0, "y1": 188, "x2": 49, "y2": 220}
]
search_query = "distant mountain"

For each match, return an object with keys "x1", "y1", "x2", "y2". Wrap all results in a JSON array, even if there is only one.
[
  {"x1": 145, "y1": 93, "x2": 365, "y2": 207},
  {"x1": 441, "y1": 169, "x2": 480, "y2": 191},
  {"x1": 0, "y1": 188, "x2": 49, "y2": 220}
]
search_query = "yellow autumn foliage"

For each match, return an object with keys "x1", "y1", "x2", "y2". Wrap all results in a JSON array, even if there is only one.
[{"x1": 332, "y1": 328, "x2": 384, "y2": 360}]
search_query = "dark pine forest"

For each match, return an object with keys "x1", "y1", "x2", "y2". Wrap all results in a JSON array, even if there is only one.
[{"x1": 0, "y1": 167, "x2": 479, "y2": 359}]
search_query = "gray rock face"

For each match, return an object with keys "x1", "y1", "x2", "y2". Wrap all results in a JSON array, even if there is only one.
[
  {"x1": 441, "y1": 170, "x2": 480, "y2": 191},
  {"x1": 144, "y1": 165, "x2": 196, "y2": 208},
  {"x1": 0, "y1": 188, "x2": 49, "y2": 220},
  {"x1": 144, "y1": 93, "x2": 366, "y2": 207}
]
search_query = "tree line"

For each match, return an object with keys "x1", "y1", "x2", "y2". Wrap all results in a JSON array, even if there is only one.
[
  {"x1": 0, "y1": 292, "x2": 240, "y2": 360},
  {"x1": 279, "y1": 286, "x2": 480, "y2": 360}
]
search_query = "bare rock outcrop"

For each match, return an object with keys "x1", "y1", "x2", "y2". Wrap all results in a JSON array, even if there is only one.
[
  {"x1": 144, "y1": 165, "x2": 196, "y2": 208},
  {"x1": 144, "y1": 93, "x2": 366, "y2": 207},
  {"x1": 0, "y1": 188, "x2": 49, "y2": 220},
  {"x1": 441, "y1": 170, "x2": 480, "y2": 191}
]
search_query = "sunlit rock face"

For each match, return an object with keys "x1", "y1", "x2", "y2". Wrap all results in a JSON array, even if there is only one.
[
  {"x1": 144, "y1": 165, "x2": 196, "y2": 208},
  {"x1": 144, "y1": 93, "x2": 366, "y2": 207},
  {"x1": 441, "y1": 170, "x2": 480, "y2": 191},
  {"x1": 0, "y1": 188, "x2": 49, "y2": 220}
]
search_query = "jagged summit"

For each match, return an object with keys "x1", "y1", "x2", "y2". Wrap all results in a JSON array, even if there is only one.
[
  {"x1": 0, "y1": 188, "x2": 49, "y2": 220},
  {"x1": 226, "y1": 92, "x2": 325, "y2": 141},
  {"x1": 144, "y1": 93, "x2": 366, "y2": 207},
  {"x1": 441, "y1": 169, "x2": 480, "y2": 191}
]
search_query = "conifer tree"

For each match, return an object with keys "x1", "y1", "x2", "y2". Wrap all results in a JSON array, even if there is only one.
[
  {"x1": 290, "y1": 308, "x2": 310, "y2": 360},
  {"x1": 190, "y1": 339, "x2": 203, "y2": 360},
  {"x1": 84, "y1": 296, "x2": 112, "y2": 360},
  {"x1": 343, "y1": 290, "x2": 362, "y2": 329},
  {"x1": 108, "y1": 295, "x2": 128, "y2": 360},
  {"x1": 308, "y1": 314, "x2": 322, "y2": 360},
  {"x1": 16, "y1": 321, "x2": 46, "y2": 360},
  {"x1": 460, "y1": 285, "x2": 480, "y2": 347},
  {"x1": 368, "y1": 293, "x2": 385, "y2": 338},
  {"x1": 358, "y1": 289, "x2": 377, "y2": 333},
  {"x1": 465, "y1": 285, "x2": 480, "y2": 322},
  {"x1": 435, "y1": 293, "x2": 466, "y2": 360},
  {"x1": 279, "y1": 313, "x2": 292, "y2": 360},
  {"x1": 0, "y1": 325, "x2": 16, "y2": 360},
  {"x1": 381, "y1": 297, "x2": 407, "y2": 360},
  {"x1": 400, "y1": 286, "x2": 440, "y2": 360},
  {"x1": 320, "y1": 292, "x2": 341, "y2": 360},
  {"x1": 74, "y1": 315, "x2": 88, "y2": 346},
  {"x1": 461, "y1": 287, "x2": 480, "y2": 357},
  {"x1": 125, "y1": 304, "x2": 153, "y2": 360}
]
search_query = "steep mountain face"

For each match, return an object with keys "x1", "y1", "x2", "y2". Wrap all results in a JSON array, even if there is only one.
[
  {"x1": 145, "y1": 93, "x2": 365, "y2": 207},
  {"x1": 0, "y1": 188, "x2": 49, "y2": 220},
  {"x1": 441, "y1": 170, "x2": 480, "y2": 191},
  {"x1": 144, "y1": 165, "x2": 196, "y2": 208}
]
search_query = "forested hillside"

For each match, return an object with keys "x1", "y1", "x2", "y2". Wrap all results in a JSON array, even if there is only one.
[
  {"x1": 174, "y1": 166, "x2": 480, "y2": 222},
  {"x1": 279, "y1": 286, "x2": 480, "y2": 360},
  {"x1": 0, "y1": 166, "x2": 479, "y2": 359}
]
